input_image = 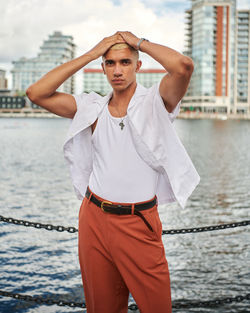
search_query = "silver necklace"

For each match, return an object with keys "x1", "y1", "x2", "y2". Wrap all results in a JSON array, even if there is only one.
[
  {"x1": 119, "y1": 118, "x2": 125, "y2": 130},
  {"x1": 112, "y1": 102, "x2": 126, "y2": 130}
]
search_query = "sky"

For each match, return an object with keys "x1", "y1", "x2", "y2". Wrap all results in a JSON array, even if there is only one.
[{"x1": 0, "y1": 0, "x2": 249, "y2": 92}]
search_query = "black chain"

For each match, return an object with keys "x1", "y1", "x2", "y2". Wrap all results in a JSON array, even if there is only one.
[
  {"x1": 0, "y1": 290, "x2": 85, "y2": 308},
  {"x1": 162, "y1": 220, "x2": 250, "y2": 235},
  {"x1": 0, "y1": 215, "x2": 78, "y2": 233},
  {"x1": 1, "y1": 216, "x2": 249, "y2": 310},
  {"x1": 171, "y1": 293, "x2": 250, "y2": 309},
  {"x1": 0, "y1": 215, "x2": 249, "y2": 235},
  {"x1": 0, "y1": 290, "x2": 249, "y2": 310}
]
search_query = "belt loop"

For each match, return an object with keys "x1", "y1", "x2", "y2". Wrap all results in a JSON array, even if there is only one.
[
  {"x1": 131, "y1": 203, "x2": 135, "y2": 215},
  {"x1": 88, "y1": 192, "x2": 93, "y2": 204},
  {"x1": 86, "y1": 187, "x2": 93, "y2": 204}
]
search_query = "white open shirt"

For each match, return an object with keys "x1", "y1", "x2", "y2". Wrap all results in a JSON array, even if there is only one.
[{"x1": 63, "y1": 83, "x2": 200, "y2": 208}]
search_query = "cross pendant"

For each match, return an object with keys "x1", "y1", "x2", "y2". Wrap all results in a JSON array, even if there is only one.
[{"x1": 119, "y1": 121, "x2": 125, "y2": 130}]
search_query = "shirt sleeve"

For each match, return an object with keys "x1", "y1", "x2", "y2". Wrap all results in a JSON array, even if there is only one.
[
  {"x1": 72, "y1": 93, "x2": 89, "y2": 112},
  {"x1": 71, "y1": 92, "x2": 102, "y2": 121},
  {"x1": 154, "y1": 82, "x2": 181, "y2": 123}
]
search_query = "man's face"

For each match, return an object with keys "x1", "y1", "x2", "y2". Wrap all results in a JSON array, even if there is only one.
[{"x1": 102, "y1": 48, "x2": 141, "y2": 91}]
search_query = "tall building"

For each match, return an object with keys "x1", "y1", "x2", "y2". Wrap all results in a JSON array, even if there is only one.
[
  {"x1": 236, "y1": 10, "x2": 250, "y2": 113},
  {"x1": 11, "y1": 31, "x2": 76, "y2": 94},
  {"x1": 83, "y1": 68, "x2": 166, "y2": 95},
  {"x1": 183, "y1": 0, "x2": 250, "y2": 114},
  {"x1": 0, "y1": 69, "x2": 8, "y2": 89},
  {"x1": 137, "y1": 69, "x2": 166, "y2": 88},
  {"x1": 83, "y1": 69, "x2": 110, "y2": 95}
]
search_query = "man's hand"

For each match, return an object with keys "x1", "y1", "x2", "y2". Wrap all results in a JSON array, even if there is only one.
[
  {"x1": 26, "y1": 32, "x2": 127, "y2": 119},
  {"x1": 117, "y1": 31, "x2": 140, "y2": 50},
  {"x1": 118, "y1": 31, "x2": 194, "y2": 114},
  {"x1": 86, "y1": 33, "x2": 126, "y2": 60}
]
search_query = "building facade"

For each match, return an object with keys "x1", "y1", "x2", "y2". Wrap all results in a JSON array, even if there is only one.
[
  {"x1": 235, "y1": 10, "x2": 250, "y2": 113},
  {"x1": 0, "y1": 69, "x2": 8, "y2": 89},
  {"x1": 11, "y1": 31, "x2": 76, "y2": 95},
  {"x1": 0, "y1": 96, "x2": 26, "y2": 110},
  {"x1": 83, "y1": 69, "x2": 110, "y2": 95},
  {"x1": 83, "y1": 68, "x2": 166, "y2": 95},
  {"x1": 183, "y1": 0, "x2": 250, "y2": 114}
]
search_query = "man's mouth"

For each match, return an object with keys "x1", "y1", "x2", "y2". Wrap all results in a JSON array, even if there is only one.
[{"x1": 112, "y1": 79, "x2": 124, "y2": 83}]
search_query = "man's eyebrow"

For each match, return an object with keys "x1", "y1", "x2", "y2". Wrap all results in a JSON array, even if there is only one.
[
  {"x1": 104, "y1": 58, "x2": 133, "y2": 65},
  {"x1": 121, "y1": 58, "x2": 132, "y2": 62}
]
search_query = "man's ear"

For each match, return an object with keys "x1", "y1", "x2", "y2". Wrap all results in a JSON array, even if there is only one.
[
  {"x1": 135, "y1": 60, "x2": 142, "y2": 72},
  {"x1": 101, "y1": 62, "x2": 106, "y2": 75}
]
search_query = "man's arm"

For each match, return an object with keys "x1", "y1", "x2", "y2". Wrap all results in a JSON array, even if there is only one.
[
  {"x1": 118, "y1": 31, "x2": 194, "y2": 113},
  {"x1": 26, "y1": 33, "x2": 125, "y2": 118}
]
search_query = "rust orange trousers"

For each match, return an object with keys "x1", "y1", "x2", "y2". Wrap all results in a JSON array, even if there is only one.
[{"x1": 78, "y1": 187, "x2": 172, "y2": 313}]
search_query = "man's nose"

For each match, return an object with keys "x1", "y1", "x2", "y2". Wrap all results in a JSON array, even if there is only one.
[{"x1": 113, "y1": 64, "x2": 122, "y2": 76}]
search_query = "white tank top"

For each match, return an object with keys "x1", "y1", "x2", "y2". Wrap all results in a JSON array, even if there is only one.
[{"x1": 88, "y1": 105, "x2": 159, "y2": 203}]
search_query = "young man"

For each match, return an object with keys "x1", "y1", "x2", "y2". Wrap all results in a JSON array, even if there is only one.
[{"x1": 26, "y1": 31, "x2": 200, "y2": 313}]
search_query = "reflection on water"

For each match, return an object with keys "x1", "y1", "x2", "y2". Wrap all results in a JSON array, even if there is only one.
[{"x1": 0, "y1": 117, "x2": 249, "y2": 313}]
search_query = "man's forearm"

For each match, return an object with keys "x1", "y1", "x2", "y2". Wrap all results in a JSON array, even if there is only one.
[
  {"x1": 118, "y1": 32, "x2": 193, "y2": 75},
  {"x1": 139, "y1": 40, "x2": 193, "y2": 75},
  {"x1": 26, "y1": 53, "x2": 93, "y2": 100},
  {"x1": 26, "y1": 32, "x2": 125, "y2": 101},
  {"x1": 117, "y1": 31, "x2": 193, "y2": 113}
]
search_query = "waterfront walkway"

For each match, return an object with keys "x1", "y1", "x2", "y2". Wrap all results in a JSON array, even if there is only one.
[
  {"x1": 178, "y1": 111, "x2": 250, "y2": 120},
  {"x1": 0, "y1": 109, "x2": 250, "y2": 120}
]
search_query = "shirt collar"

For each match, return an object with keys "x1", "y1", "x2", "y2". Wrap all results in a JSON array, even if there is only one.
[
  {"x1": 95, "y1": 83, "x2": 147, "y2": 110},
  {"x1": 127, "y1": 83, "x2": 147, "y2": 111}
]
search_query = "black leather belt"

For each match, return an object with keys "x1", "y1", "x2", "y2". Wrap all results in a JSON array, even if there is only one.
[{"x1": 85, "y1": 188, "x2": 157, "y2": 232}]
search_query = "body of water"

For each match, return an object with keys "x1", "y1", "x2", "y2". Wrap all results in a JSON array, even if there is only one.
[{"x1": 0, "y1": 117, "x2": 249, "y2": 313}]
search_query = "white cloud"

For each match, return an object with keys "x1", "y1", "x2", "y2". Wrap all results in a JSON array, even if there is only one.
[
  {"x1": 0, "y1": 0, "x2": 185, "y2": 66},
  {"x1": 0, "y1": 0, "x2": 185, "y2": 91},
  {"x1": 1, "y1": 0, "x2": 248, "y2": 91}
]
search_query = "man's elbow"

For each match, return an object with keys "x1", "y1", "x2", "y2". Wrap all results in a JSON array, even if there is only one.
[
  {"x1": 26, "y1": 85, "x2": 37, "y2": 103},
  {"x1": 177, "y1": 56, "x2": 194, "y2": 77}
]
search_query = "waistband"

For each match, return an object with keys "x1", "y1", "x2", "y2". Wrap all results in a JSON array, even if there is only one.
[{"x1": 85, "y1": 187, "x2": 157, "y2": 232}]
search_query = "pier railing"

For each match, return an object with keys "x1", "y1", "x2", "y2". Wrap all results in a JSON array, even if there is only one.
[
  {"x1": 0, "y1": 214, "x2": 249, "y2": 235},
  {"x1": 0, "y1": 214, "x2": 249, "y2": 311}
]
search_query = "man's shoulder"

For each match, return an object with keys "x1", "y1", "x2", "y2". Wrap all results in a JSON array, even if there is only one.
[
  {"x1": 136, "y1": 82, "x2": 159, "y2": 93},
  {"x1": 74, "y1": 91, "x2": 103, "y2": 102},
  {"x1": 73, "y1": 91, "x2": 109, "y2": 110},
  {"x1": 134, "y1": 83, "x2": 160, "y2": 101}
]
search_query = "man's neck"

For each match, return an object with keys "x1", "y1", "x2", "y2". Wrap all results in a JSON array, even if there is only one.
[{"x1": 111, "y1": 81, "x2": 137, "y2": 109}]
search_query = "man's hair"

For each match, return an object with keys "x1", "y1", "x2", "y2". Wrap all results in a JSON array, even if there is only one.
[{"x1": 102, "y1": 43, "x2": 139, "y2": 60}]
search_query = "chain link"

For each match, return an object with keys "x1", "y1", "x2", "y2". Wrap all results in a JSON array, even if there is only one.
[
  {"x1": 0, "y1": 217, "x2": 249, "y2": 310},
  {"x1": 1, "y1": 212, "x2": 249, "y2": 310},
  {"x1": 0, "y1": 215, "x2": 249, "y2": 235},
  {"x1": 162, "y1": 220, "x2": 250, "y2": 235},
  {"x1": 0, "y1": 215, "x2": 78, "y2": 233},
  {"x1": 171, "y1": 293, "x2": 250, "y2": 309},
  {"x1": 0, "y1": 290, "x2": 249, "y2": 310},
  {"x1": 0, "y1": 290, "x2": 85, "y2": 308}
]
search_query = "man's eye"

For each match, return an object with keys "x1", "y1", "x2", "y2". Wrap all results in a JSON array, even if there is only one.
[
  {"x1": 105, "y1": 61, "x2": 114, "y2": 66},
  {"x1": 122, "y1": 60, "x2": 130, "y2": 65}
]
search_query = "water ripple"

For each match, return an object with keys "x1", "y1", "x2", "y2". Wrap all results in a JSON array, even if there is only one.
[{"x1": 0, "y1": 118, "x2": 249, "y2": 312}]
